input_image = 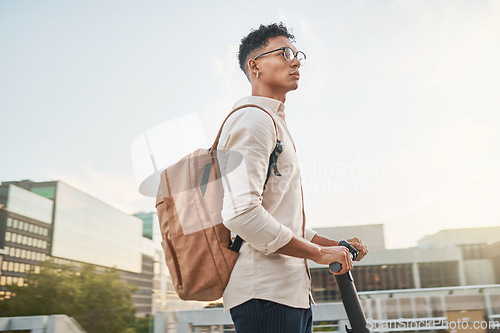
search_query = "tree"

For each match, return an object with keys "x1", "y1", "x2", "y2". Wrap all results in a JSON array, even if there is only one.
[{"x1": 0, "y1": 260, "x2": 137, "y2": 333}]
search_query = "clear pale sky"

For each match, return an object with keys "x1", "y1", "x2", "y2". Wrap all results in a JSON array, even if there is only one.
[{"x1": 1, "y1": 0, "x2": 499, "y2": 249}]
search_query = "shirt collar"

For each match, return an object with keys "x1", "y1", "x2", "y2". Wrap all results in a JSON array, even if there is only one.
[{"x1": 233, "y1": 96, "x2": 286, "y2": 120}]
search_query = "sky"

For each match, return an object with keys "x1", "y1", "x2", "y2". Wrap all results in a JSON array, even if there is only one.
[{"x1": 1, "y1": 0, "x2": 499, "y2": 249}]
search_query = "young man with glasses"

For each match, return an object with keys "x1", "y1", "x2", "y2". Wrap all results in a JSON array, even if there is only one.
[{"x1": 218, "y1": 23, "x2": 368, "y2": 332}]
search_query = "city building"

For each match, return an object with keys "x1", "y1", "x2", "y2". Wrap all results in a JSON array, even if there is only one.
[
  {"x1": 0, "y1": 247, "x2": 6, "y2": 287},
  {"x1": 154, "y1": 224, "x2": 500, "y2": 332},
  {"x1": 309, "y1": 224, "x2": 500, "y2": 302},
  {"x1": 0, "y1": 180, "x2": 160, "y2": 316}
]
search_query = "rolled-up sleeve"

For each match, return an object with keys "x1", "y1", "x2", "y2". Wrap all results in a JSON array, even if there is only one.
[
  {"x1": 304, "y1": 228, "x2": 317, "y2": 242},
  {"x1": 218, "y1": 108, "x2": 293, "y2": 255}
]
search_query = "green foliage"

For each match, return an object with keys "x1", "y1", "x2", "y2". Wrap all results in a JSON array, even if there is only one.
[
  {"x1": 0, "y1": 260, "x2": 137, "y2": 333},
  {"x1": 129, "y1": 315, "x2": 153, "y2": 333}
]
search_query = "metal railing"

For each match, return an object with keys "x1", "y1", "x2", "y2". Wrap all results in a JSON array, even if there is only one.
[
  {"x1": 155, "y1": 285, "x2": 500, "y2": 333},
  {"x1": 0, "y1": 315, "x2": 86, "y2": 333}
]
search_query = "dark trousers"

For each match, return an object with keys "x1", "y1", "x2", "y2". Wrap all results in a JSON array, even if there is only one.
[{"x1": 229, "y1": 299, "x2": 313, "y2": 333}]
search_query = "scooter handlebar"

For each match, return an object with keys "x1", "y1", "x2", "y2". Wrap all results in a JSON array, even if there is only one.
[{"x1": 328, "y1": 240, "x2": 359, "y2": 273}]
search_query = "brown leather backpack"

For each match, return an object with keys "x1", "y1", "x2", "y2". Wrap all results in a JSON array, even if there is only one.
[{"x1": 155, "y1": 104, "x2": 282, "y2": 301}]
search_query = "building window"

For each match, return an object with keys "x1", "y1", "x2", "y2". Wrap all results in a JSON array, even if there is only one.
[
  {"x1": 7, "y1": 218, "x2": 12, "y2": 227},
  {"x1": 0, "y1": 276, "x2": 6, "y2": 286},
  {"x1": 311, "y1": 269, "x2": 341, "y2": 302},
  {"x1": 19, "y1": 221, "x2": 24, "y2": 230},
  {"x1": 5, "y1": 232, "x2": 11, "y2": 242},
  {"x1": 311, "y1": 264, "x2": 416, "y2": 302},
  {"x1": 460, "y1": 243, "x2": 487, "y2": 260},
  {"x1": 18, "y1": 277, "x2": 24, "y2": 287},
  {"x1": 9, "y1": 247, "x2": 15, "y2": 256},
  {"x1": 13, "y1": 219, "x2": 18, "y2": 228},
  {"x1": 15, "y1": 248, "x2": 21, "y2": 258},
  {"x1": 8, "y1": 262, "x2": 14, "y2": 272},
  {"x1": 419, "y1": 261, "x2": 460, "y2": 288},
  {"x1": 2, "y1": 261, "x2": 7, "y2": 271},
  {"x1": 14, "y1": 262, "x2": 19, "y2": 272},
  {"x1": 34, "y1": 225, "x2": 39, "y2": 234}
]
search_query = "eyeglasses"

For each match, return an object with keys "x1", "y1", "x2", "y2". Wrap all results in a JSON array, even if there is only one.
[{"x1": 253, "y1": 47, "x2": 306, "y2": 66}]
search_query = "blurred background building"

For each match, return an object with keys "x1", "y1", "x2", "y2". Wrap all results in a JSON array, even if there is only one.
[
  {"x1": 2, "y1": 179, "x2": 499, "y2": 331},
  {"x1": 0, "y1": 179, "x2": 176, "y2": 317},
  {"x1": 309, "y1": 224, "x2": 500, "y2": 302}
]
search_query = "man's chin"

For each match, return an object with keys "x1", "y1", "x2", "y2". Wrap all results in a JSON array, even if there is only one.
[{"x1": 286, "y1": 81, "x2": 299, "y2": 91}]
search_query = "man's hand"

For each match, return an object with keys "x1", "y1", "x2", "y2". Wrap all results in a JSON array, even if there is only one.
[
  {"x1": 275, "y1": 234, "x2": 367, "y2": 276},
  {"x1": 311, "y1": 234, "x2": 369, "y2": 262},
  {"x1": 314, "y1": 245, "x2": 353, "y2": 275},
  {"x1": 345, "y1": 237, "x2": 368, "y2": 261}
]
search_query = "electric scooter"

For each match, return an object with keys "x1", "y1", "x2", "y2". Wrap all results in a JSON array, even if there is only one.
[{"x1": 329, "y1": 240, "x2": 370, "y2": 333}]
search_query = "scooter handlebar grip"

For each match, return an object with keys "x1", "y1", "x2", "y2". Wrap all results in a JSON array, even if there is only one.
[{"x1": 329, "y1": 262, "x2": 342, "y2": 273}]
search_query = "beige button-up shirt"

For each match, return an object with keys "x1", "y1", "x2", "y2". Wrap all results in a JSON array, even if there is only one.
[{"x1": 218, "y1": 96, "x2": 317, "y2": 311}]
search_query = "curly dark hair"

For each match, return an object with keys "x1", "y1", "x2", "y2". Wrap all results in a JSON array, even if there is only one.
[{"x1": 238, "y1": 22, "x2": 295, "y2": 75}]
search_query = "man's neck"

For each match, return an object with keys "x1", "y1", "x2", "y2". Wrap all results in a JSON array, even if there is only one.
[{"x1": 251, "y1": 86, "x2": 286, "y2": 104}]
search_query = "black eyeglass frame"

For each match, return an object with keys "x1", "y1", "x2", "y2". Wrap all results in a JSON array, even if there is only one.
[{"x1": 253, "y1": 47, "x2": 306, "y2": 65}]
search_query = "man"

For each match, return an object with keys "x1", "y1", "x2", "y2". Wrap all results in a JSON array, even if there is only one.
[{"x1": 218, "y1": 23, "x2": 368, "y2": 333}]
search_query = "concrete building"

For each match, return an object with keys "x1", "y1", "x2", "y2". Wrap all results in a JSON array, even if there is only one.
[
  {"x1": 0, "y1": 180, "x2": 158, "y2": 316},
  {"x1": 154, "y1": 224, "x2": 500, "y2": 332},
  {"x1": 309, "y1": 224, "x2": 500, "y2": 302}
]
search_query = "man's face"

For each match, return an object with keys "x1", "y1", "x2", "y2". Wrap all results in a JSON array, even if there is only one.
[{"x1": 250, "y1": 36, "x2": 301, "y2": 95}]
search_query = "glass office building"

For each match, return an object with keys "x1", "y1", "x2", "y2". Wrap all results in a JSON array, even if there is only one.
[
  {"x1": 0, "y1": 180, "x2": 157, "y2": 315},
  {"x1": 134, "y1": 211, "x2": 155, "y2": 240},
  {"x1": 0, "y1": 183, "x2": 53, "y2": 295},
  {"x1": 50, "y1": 181, "x2": 143, "y2": 273}
]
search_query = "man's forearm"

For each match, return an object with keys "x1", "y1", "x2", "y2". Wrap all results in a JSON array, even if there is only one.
[
  {"x1": 275, "y1": 235, "x2": 353, "y2": 272},
  {"x1": 275, "y1": 235, "x2": 321, "y2": 261},
  {"x1": 311, "y1": 234, "x2": 338, "y2": 247}
]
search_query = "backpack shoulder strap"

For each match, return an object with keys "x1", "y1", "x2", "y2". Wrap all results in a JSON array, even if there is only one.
[
  {"x1": 210, "y1": 104, "x2": 281, "y2": 152},
  {"x1": 213, "y1": 104, "x2": 282, "y2": 254}
]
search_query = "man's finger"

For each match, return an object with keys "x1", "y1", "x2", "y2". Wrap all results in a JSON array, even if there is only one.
[{"x1": 347, "y1": 237, "x2": 361, "y2": 244}]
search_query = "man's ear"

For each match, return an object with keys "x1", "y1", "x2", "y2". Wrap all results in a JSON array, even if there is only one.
[{"x1": 247, "y1": 59, "x2": 259, "y2": 76}]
